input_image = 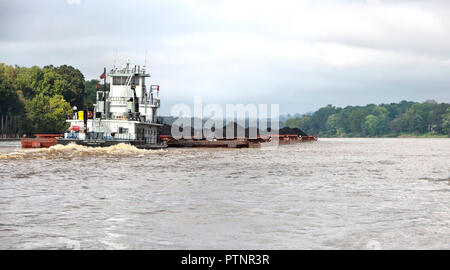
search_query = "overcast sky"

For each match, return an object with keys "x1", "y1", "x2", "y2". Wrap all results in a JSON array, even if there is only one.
[{"x1": 1, "y1": 0, "x2": 450, "y2": 114}]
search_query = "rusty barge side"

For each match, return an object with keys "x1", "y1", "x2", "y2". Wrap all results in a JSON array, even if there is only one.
[{"x1": 21, "y1": 134, "x2": 63, "y2": 148}]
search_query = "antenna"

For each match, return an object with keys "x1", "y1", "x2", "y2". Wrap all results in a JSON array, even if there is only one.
[{"x1": 144, "y1": 50, "x2": 148, "y2": 72}]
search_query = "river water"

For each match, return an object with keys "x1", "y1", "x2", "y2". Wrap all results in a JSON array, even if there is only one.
[{"x1": 0, "y1": 138, "x2": 449, "y2": 250}]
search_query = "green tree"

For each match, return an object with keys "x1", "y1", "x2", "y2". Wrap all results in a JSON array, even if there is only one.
[
  {"x1": 428, "y1": 103, "x2": 449, "y2": 133},
  {"x1": 362, "y1": 115, "x2": 379, "y2": 136},
  {"x1": 298, "y1": 115, "x2": 313, "y2": 131},
  {"x1": 25, "y1": 93, "x2": 73, "y2": 134},
  {"x1": 370, "y1": 106, "x2": 389, "y2": 134},
  {"x1": 285, "y1": 115, "x2": 313, "y2": 134},
  {"x1": 0, "y1": 63, "x2": 24, "y2": 115},
  {"x1": 348, "y1": 108, "x2": 368, "y2": 134},
  {"x1": 37, "y1": 67, "x2": 64, "y2": 97},
  {"x1": 15, "y1": 66, "x2": 43, "y2": 99},
  {"x1": 53, "y1": 65, "x2": 86, "y2": 108},
  {"x1": 84, "y1": 79, "x2": 101, "y2": 108},
  {"x1": 389, "y1": 116, "x2": 406, "y2": 134},
  {"x1": 285, "y1": 117, "x2": 301, "y2": 129},
  {"x1": 442, "y1": 108, "x2": 450, "y2": 136},
  {"x1": 326, "y1": 114, "x2": 341, "y2": 136},
  {"x1": 310, "y1": 105, "x2": 338, "y2": 135}
]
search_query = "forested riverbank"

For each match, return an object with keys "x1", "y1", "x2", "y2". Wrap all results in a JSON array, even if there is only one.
[
  {"x1": 285, "y1": 101, "x2": 450, "y2": 138},
  {"x1": 1, "y1": 62, "x2": 449, "y2": 138}
]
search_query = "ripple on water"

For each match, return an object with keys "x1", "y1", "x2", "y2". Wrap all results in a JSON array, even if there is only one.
[{"x1": 0, "y1": 138, "x2": 449, "y2": 249}]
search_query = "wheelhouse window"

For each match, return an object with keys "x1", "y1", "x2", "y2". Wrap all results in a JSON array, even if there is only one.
[{"x1": 113, "y1": 76, "x2": 140, "y2": 86}]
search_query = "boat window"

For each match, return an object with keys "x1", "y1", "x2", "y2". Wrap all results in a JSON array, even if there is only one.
[
  {"x1": 113, "y1": 76, "x2": 140, "y2": 86},
  {"x1": 118, "y1": 127, "x2": 129, "y2": 134}
]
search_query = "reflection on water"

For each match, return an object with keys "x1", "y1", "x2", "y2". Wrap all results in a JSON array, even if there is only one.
[{"x1": 0, "y1": 138, "x2": 449, "y2": 249}]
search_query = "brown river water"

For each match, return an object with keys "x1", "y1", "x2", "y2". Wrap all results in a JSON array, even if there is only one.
[{"x1": 0, "y1": 138, "x2": 449, "y2": 250}]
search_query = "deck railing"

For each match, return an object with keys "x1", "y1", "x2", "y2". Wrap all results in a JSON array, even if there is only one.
[{"x1": 65, "y1": 132, "x2": 137, "y2": 141}]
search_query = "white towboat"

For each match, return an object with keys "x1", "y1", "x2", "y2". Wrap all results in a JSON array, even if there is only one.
[{"x1": 58, "y1": 60, "x2": 167, "y2": 149}]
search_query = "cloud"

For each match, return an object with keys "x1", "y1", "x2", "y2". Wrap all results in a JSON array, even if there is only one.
[
  {"x1": 1, "y1": 0, "x2": 450, "y2": 114},
  {"x1": 67, "y1": 0, "x2": 81, "y2": 5}
]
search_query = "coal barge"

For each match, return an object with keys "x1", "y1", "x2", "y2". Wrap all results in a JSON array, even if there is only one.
[{"x1": 159, "y1": 122, "x2": 317, "y2": 148}]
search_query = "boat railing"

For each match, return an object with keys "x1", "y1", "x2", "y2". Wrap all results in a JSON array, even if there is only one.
[
  {"x1": 65, "y1": 132, "x2": 137, "y2": 141},
  {"x1": 109, "y1": 96, "x2": 156, "y2": 106}
]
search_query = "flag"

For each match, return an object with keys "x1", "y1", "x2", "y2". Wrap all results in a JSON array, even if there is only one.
[{"x1": 100, "y1": 72, "x2": 106, "y2": 80}]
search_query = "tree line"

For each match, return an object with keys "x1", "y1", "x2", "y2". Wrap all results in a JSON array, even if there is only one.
[
  {"x1": 285, "y1": 101, "x2": 450, "y2": 137},
  {"x1": 2, "y1": 62, "x2": 450, "y2": 137},
  {"x1": 0, "y1": 63, "x2": 99, "y2": 135}
]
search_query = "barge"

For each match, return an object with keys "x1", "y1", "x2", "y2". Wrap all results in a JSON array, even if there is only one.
[
  {"x1": 161, "y1": 136, "x2": 264, "y2": 148},
  {"x1": 161, "y1": 133, "x2": 317, "y2": 148},
  {"x1": 21, "y1": 134, "x2": 63, "y2": 148},
  {"x1": 158, "y1": 123, "x2": 317, "y2": 148}
]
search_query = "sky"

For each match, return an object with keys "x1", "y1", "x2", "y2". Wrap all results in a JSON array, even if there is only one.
[{"x1": 1, "y1": 0, "x2": 450, "y2": 115}]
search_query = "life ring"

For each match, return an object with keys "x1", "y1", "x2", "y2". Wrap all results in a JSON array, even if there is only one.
[{"x1": 87, "y1": 111, "x2": 93, "y2": 118}]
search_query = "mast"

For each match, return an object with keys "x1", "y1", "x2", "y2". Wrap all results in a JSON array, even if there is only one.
[{"x1": 103, "y1": 67, "x2": 107, "y2": 116}]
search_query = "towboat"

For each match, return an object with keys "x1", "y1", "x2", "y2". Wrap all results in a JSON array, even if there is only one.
[{"x1": 58, "y1": 60, "x2": 167, "y2": 149}]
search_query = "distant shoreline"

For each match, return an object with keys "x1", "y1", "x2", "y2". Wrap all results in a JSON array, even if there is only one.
[
  {"x1": 0, "y1": 138, "x2": 20, "y2": 142},
  {"x1": 320, "y1": 135, "x2": 449, "y2": 139}
]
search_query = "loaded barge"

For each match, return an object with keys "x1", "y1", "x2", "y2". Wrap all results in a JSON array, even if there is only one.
[
  {"x1": 160, "y1": 134, "x2": 317, "y2": 148},
  {"x1": 159, "y1": 125, "x2": 317, "y2": 148}
]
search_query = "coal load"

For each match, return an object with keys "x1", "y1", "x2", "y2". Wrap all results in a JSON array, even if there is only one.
[
  {"x1": 160, "y1": 124, "x2": 172, "y2": 136},
  {"x1": 159, "y1": 122, "x2": 309, "y2": 139},
  {"x1": 278, "y1": 127, "x2": 308, "y2": 136}
]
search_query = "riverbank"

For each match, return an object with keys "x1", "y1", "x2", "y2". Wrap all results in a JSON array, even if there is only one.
[
  {"x1": 393, "y1": 133, "x2": 449, "y2": 138},
  {"x1": 0, "y1": 138, "x2": 20, "y2": 142},
  {"x1": 321, "y1": 133, "x2": 449, "y2": 139}
]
